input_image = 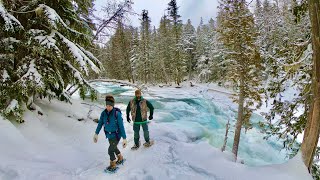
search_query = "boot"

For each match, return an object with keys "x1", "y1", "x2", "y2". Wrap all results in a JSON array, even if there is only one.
[
  {"x1": 106, "y1": 160, "x2": 117, "y2": 171},
  {"x1": 143, "y1": 141, "x2": 152, "y2": 147},
  {"x1": 116, "y1": 153, "x2": 124, "y2": 165},
  {"x1": 131, "y1": 142, "x2": 140, "y2": 150}
]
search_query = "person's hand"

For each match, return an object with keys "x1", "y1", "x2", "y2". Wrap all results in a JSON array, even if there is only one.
[
  {"x1": 122, "y1": 139, "x2": 127, "y2": 148},
  {"x1": 148, "y1": 116, "x2": 153, "y2": 120},
  {"x1": 127, "y1": 117, "x2": 131, "y2": 123},
  {"x1": 93, "y1": 134, "x2": 98, "y2": 143}
]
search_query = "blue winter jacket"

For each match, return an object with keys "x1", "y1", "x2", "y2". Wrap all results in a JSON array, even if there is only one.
[{"x1": 95, "y1": 108, "x2": 127, "y2": 140}]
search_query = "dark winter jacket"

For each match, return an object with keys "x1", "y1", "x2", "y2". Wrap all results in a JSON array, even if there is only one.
[{"x1": 95, "y1": 108, "x2": 126, "y2": 140}]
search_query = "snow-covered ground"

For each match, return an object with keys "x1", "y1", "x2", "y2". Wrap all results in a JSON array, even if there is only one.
[{"x1": 0, "y1": 81, "x2": 312, "y2": 180}]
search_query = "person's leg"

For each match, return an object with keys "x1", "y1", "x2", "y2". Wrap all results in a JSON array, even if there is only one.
[
  {"x1": 107, "y1": 138, "x2": 119, "y2": 170},
  {"x1": 114, "y1": 141, "x2": 120, "y2": 155},
  {"x1": 133, "y1": 123, "x2": 141, "y2": 146},
  {"x1": 113, "y1": 138, "x2": 124, "y2": 164},
  {"x1": 108, "y1": 138, "x2": 119, "y2": 161},
  {"x1": 142, "y1": 123, "x2": 150, "y2": 143}
]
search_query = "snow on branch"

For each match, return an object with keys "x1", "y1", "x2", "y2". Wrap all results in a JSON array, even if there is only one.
[
  {"x1": 2, "y1": 37, "x2": 20, "y2": 43},
  {"x1": 56, "y1": 32, "x2": 100, "y2": 75},
  {"x1": 32, "y1": 30, "x2": 60, "y2": 51},
  {"x1": 20, "y1": 59, "x2": 44, "y2": 87},
  {"x1": 1, "y1": 69, "x2": 9, "y2": 82},
  {"x1": 37, "y1": 4, "x2": 87, "y2": 37},
  {"x1": 65, "y1": 61, "x2": 88, "y2": 85},
  {"x1": 0, "y1": 1, "x2": 24, "y2": 31},
  {"x1": 76, "y1": 45, "x2": 102, "y2": 73},
  {"x1": 4, "y1": 99, "x2": 19, "y2": 114}
]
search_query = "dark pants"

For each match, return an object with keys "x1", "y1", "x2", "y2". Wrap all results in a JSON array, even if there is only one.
[
  {"x1": 133, "y1": 123, "x2": 149, "y2": 146},
  {"x1": 108, "y1": 138, "x2": 120, "y2": 161}
]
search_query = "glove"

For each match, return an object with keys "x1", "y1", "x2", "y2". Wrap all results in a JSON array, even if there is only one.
[
  {"x1": 148, "y1": 116, "x2": 153, "y2": 120},
  {"x1": 93, "y1": 134, "x2": 98, "y2": 143},
  {"x1": 122, "y1": 139, "x2": 127, "y2": 148},
  {"x1": 127, "y1": 117, "x2": 131, "y2": 123}
]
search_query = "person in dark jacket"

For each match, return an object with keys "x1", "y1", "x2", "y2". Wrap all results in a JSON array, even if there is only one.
[
  {"x1": 126, "y1": 89, "x2": 154, "y2": 150},
  {"x1": 93, "y1": 95, "x2": 127, "y2": 171}
]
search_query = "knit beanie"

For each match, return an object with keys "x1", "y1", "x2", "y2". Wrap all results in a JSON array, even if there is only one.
[{"x1": 105, "y1": 95, "x2": 115, "y2": 106}]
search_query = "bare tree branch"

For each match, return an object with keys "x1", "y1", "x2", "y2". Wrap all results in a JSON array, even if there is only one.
[{"x1": 92, "y1": 0, "x2": 134, "y2": 42}]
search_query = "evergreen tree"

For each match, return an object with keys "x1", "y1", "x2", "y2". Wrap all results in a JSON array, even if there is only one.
[
  {"x1": 129, "y1": 27, "x2": 140, "y2": 83},
  {"x1": 301, "y1": 0, "x2": 320, "y2": 177},
  {"x1": 207, "y1": 18, "x2": 226, "y2": 83},
  {"x1": 149, "y1": 26, "x2": 158, "y2": 83},
  {"x1": 195, "y1": 18, "x2": 211, "y2": 82},
  {"x1": 257, "y1": 0, "x2": 312, "y2": 155},
  {"x1": 254, "y1": 1, "x2": 320, "y2": 177},
  {"x1": 181, "y1": 19, "x2": 196, "y2": 80},
  {"x1": 108, "y1": 20, "x2": 132, "y2": 81},
  {"x1": 157, "y1": 15, "x2": 172, "y2": 84},
  {"x1": 139, "y1": 10, "x2": 151, "y2": 83},
  {"x1": 217, "y1": 0, "x2": 263, "y2": 161},
  {"x1": 167, "y1": 0, "x2": 183, "y2": 85},
  {"x1": 0, "y1": 0, "x2": 101, "y2": 122}
]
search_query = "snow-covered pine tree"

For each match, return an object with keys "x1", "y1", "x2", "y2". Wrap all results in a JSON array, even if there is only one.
[
  {"x1": 195, "y1": 18, "x2": 212, "y2": 82},
  {"x1": 108, "y1": 20, "x2": 133, "y2": 81},
  {"x1": 0, "y1": 0, "x2": 102, "y2": 122},
  {"x1": 167, "y1": 0, "x2": 184, "y2": 85},
  {"x1": 157, "y1": 15, "x2": 172, "y2": 84},
  {"x1": 254, "y1": 0, "x2": 263, "y2": 43},
  {"x1": 204, "y1": 18, "x2": 226, "y2": 84},
  {"x1": 122, "y1": 25, "x2": 135, "y2": 82},
  {"x1": 254, "y1": 1, "x2": 320, "y2": 177},
  {"x1": 129, "y1": 27, "x2": 140, "y2": 83},
  {"x1": 195, "y1": 18, "x2": 206, "y2": 59},
  {"x1": 99, "y1": 43, "x2": 112, "y2": 78},
  {"x1": 300, "y1": 0, "x2": 320, "y2": 175},
  {"x1": 257, "y1": 0, "x2": 312, "y2": 154},
  {"x1": 217, "y1": 0, "x2": 263, "y2": 161},
  {"x1": 149, "y1": 26, "x2": 158, "y2": 83},
  {"x1": 181, "y1": 19, "x2": 196, "y2": 80},
  {"x1": 139, "y1": 9, "x2": 151, "y2": 84}
]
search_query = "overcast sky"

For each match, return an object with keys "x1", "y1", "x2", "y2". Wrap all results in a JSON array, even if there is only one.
[{"x1": 94, "y1": 0, "x2": 220, "y2": 28}]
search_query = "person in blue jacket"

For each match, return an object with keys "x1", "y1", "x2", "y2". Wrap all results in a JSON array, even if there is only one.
[{"x1": 93, "y1": 95, "x2": 127, "y2": 171}]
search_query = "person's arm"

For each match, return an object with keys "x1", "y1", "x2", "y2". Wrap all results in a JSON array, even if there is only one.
[
  {"x1": 117, "y1": 112, "x2": 127, "y2": 139},
  {"x1": 95, "y1": 111, "x2": 104, "y2": 135},
  {"x1": 126, "y1": 101, "x2": 131, "y2": 122},
  {"x1": 146, "y1": 100, "x2": 154, "y2": 117}
]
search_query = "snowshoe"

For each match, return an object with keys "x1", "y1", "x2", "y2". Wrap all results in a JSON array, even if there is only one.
[
  {"x1": 104, "y1": 166, "x2": 119, "y2": 173},
  {"x1": 116, "y1": 158, "x2": 126, "y2": 165},
  {"x1": 131, "y1": 141, "x2": 141, "y2": 150},
  {"x1": 131, "y1": 144, "x2": 140, "y2": 150},
  {"x1": 104, "y1": 160, "x2": 118, "y2": 173},
  {"x1": 143, "y1": 140, "x2": 154, "y2": 148}
]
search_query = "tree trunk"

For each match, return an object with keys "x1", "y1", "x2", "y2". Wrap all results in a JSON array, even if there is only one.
[
  {"x1": 131, "y1": 66, "x2": 135, "y2": 83},
  {"x1": 144, "y1": 56, "x2": 147, "y2": 84},
  {"x1": 301, "y1": 0, "x2": 320, "y2": 171},
  {"x1": 221, "y1": 119, "x2": 230, "y2": 152},
  {"x1": 188, "y1": 50, "x2": 192, "y2": 80},
  {"x1": 232, "y1": 75, "x2": 245, "y2": 161}
]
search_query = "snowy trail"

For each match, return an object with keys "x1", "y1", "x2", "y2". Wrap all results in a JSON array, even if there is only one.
[{"x1": 0, "y1": 82, "x2": 312, "y2": 180}]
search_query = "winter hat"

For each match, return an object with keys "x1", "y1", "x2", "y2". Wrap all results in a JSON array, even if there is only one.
[{"x1": 105, "y1": 95, "x2": 115, "y2": 106}]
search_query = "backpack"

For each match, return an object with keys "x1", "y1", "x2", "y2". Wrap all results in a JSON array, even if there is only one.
[{"x1": 104, "y1": 107, "x2": 122, "y2": 141}]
